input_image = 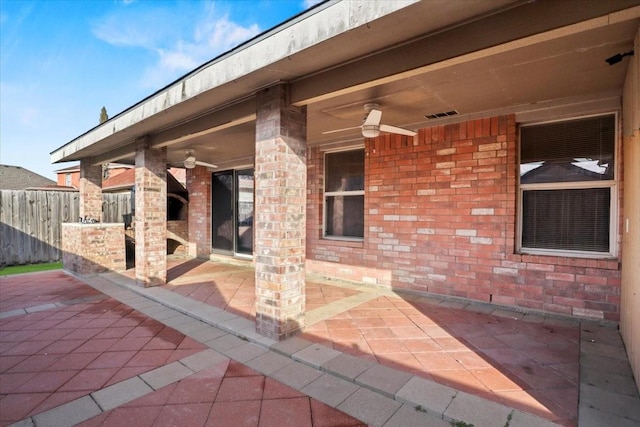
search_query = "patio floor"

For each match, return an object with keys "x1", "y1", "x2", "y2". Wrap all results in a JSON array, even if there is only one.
[
  {"x1": 126, "y1": 257, "x2": 581, "y2": 425},
  {"x1": 2, "y1": 257, "x2": 638, "y2": 426},
  {"x1": 0, "y1": 270, "x2": 364, "y2": 427}
]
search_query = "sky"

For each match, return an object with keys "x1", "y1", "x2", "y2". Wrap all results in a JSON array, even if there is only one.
[{"x1": 0, "y1": 0, "x2": 318, "y2": 181}]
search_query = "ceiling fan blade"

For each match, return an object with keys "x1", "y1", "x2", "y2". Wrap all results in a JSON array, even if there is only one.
[
  {"x1": 363, "y1": 109, "x2": 382, "y2": 126},
  {"x1": 321, "y1": 125, "x2": 362, "y2": 135},
  {"x1": 195, "y1": 160, "x2": 218, "y2": 169},
  {"x1": 380, "y1": 124, "x2": 416, "y2": 136}
]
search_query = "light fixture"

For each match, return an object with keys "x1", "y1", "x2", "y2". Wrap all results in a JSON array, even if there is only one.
[
  {"x1": 605, "y1": 50, "x2": 634, "y2": 65},
  {"x1": 183, "y1": 155, "x2": 196, "y2": 169},
  {"x1": 362, "y1": 124, "x2": 380, "y2": 138}
]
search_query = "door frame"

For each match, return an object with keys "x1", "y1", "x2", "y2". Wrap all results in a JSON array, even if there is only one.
[{"x1": 211, "y1": 168, "x2": 254, "y2": 258}]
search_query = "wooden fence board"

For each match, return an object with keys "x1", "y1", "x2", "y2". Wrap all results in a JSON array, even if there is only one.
[{"x1": 0, "y1": 190, "x2": 131, "y2": 267}]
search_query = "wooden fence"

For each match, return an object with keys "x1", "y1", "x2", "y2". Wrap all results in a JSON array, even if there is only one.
[{"x1": 0, "y1": 190, "x2": 132, "y2": 267}]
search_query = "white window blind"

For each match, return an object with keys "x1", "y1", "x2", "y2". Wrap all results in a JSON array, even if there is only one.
[{"x1": 519, "y1": 114, "x2": 615, "y2": 256}]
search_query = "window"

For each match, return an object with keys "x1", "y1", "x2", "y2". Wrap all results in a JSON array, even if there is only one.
[
  {"x1": 324, "y1": 149, "x2": 364, "y2": 239},
  {"x1": 518, "y1": 114, "x2": 616, "y2": 256},
  {"x1": 65, "y1": 173, "x2": 72, "y2": 187}
]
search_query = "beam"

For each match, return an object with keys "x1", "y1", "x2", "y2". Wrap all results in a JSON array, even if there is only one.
[
  {"x1": 289, "y1": 2, "x2": 640, "y2": 106},
  {"x1": 88, "y1": 99, "x2": 257, "y2": 165},
  {"x1": 89, "y1": 143, "x2": 137, "y2": 166},
  {"x1": 149, "y1": 98, "x2": 256, "y2": 148}
]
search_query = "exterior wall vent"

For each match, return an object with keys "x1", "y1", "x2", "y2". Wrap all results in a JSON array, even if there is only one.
[{"x1": 425, "y1": 110, "x2": 459, "y2": 119}]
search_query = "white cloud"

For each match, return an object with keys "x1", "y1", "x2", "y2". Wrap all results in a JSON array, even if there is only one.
[
  {"x1": 303, "y1": 0, "x2": 324, "y2": 9},
  {"x1": 157, "y1": 48, "x2": 199, "y2": 73},
  {"x1": 91, "y1": 8, "x2": 174, "y2": 49},
  {"x1": 198, "y1": 15, "x2": 260, "y2": 52},
  {"x1": 92, "y1": 2, "x2": 261, "y2": 89}
]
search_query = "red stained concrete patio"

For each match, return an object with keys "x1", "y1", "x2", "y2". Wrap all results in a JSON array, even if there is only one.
[
  {"x1": 77, "y1": 359, "x2": 363, "y2": 427},
  {"x1": 0, "y1": 270, "x2": 363, "y2": 427},
  {"x1": 4, "y1": 258, "x2": 637, "y2": 426},
  {"x1": 124, "y1": 257, "x2": 580, "y2": 426}
]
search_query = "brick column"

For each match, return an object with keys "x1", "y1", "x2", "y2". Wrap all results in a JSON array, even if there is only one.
[
  {"x1": 134, "y1": 139, "x2": 167, "y2": 287},
  {"x1": 186, "y1": 165, "x2": 212, "y2": 258},
  {"x1": 254, "y1": 84, "x2": 307, "y2": 340},
  {"x1": 79, "y1": 159, "x2": 102, "y2": 222}
]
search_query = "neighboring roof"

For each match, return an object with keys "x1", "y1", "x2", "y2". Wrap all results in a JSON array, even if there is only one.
[
  {"x1": 102, "y1": 168, "x2": 187, "y2": 196},
  {"x1": 0, "y1": 165, "x2": 56, "y2": 190},
  {"x1": 101, "y1": 168, "x2": 135, "y2": 191},
  {"x1": 26, "y1": 185, "x2": 78, "y2": 192}
]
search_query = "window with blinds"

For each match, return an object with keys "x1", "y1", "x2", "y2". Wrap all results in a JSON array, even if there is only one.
[
  {"x1": 518, "y1": 114, "x2": 616, "y2": 256},
  {"x1": 324, "y1": 149, "x2": 365, "y2": 239}
]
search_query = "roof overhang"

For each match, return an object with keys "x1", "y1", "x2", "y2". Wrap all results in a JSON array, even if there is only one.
[{"x1": 51, "y1": 0, "x2": 640, "y2": 169}]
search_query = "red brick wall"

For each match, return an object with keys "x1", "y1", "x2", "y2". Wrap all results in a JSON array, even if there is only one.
[
  {"x1": 187, "y1": 166, "x2": 211, "y2": 258},
  {"x1": 58, "y1": 166, "x2": 131, "y2": 188},
  {"x1": 307, "y1": 114, "x2": 621, "y2": 321},
  {"x1": 134, "y1": 143, "x2": 167, "y2": 287},
  {"x1": 79, "y1": 162, "x2": 102, "y2": 222},
  {"x1": 57, "y1": 171, "x2": 80, "y2": 188},
  {"x1": 167, "y1": 220, "x2": 188, "y2": 256},
  {"x1": 62, "y1": 223, "x2": 125, "y2": 274},
  {"x1": 254, "y1": 84, "x2": 307, "y2": 340}
]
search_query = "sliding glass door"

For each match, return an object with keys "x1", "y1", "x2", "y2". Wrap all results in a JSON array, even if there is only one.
[
  {"x1": 211, "y1": 169, "x2": 254, "y2": 256},
  {"x1": 235, "y1": 169, "x2": 254, "y2": 256}
]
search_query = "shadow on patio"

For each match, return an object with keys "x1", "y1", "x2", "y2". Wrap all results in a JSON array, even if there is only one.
[{"x1": 124, "y1": 256, "x2": 581, "y2": 426}]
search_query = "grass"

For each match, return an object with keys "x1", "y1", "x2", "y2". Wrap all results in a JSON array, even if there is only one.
[{"x1": 0, "y1": 262, "x2": 63, "y2": 276}]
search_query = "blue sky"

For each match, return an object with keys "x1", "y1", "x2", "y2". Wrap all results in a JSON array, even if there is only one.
[{"x1": 1, "y1": 0, "x2": 315, "y2": 181}]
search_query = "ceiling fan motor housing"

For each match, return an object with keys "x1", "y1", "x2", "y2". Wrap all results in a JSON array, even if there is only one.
[
  {"x1": 362, "y1": 124, "x2": 380, "y2": 138},
  {"x1": 184, "y1": 150, "x2": 197, "y2": 169}
]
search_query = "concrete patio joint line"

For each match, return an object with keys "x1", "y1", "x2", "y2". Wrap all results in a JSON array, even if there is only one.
[
  {"x1": 11, "y1": 348, "x2": 224, "y2": 426},
  {"x1": 72, "y1": 270, "x2": 583, "y2": 427},
  {"x1": 0, "y1": 294, "x2": 110, "y2": 319},
  {"x1": 304, "y1": 292, "x2": 382, "y2": 326}
]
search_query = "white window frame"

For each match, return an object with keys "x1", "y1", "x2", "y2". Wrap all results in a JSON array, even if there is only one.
[
  {"x1": 516, "y1": 113, "x2": 618, "y2": 259},
  {"x1": 323, "y1": 146, "x2": 365, "y2": 242}
]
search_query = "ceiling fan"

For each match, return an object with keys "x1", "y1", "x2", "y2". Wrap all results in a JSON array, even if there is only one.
[
  {"x1": 174, "y1": 149, "x2": 218, "y2": 169},
  {"x1": 322, "y1": 103, "x2": 417, "y2": 138}
]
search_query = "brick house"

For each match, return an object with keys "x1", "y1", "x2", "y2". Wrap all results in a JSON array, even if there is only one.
[
  {"x1": 50, "y1": 1, "x2": 640, "y2": 388},
  {"x1": 54, "y1": 163, "x2": 134, "y2": 189}
]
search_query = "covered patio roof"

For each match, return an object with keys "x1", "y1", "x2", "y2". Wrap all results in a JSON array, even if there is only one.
[{"x1": 50, "y1": 0, "x2": 640, "y2": 170}]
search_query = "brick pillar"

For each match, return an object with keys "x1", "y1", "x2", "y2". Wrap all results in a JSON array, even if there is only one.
[
  {"x1": 79, "y1": 159, "x2": 102, "y2": 222},
  {"x1": 186, "y1": 165, "x2": 211, "y2": 258},
  {"x1": 134, "y1": 139, "x2": 167, "y2": 287},
  {"x1": 254, "y1": 84, "x2": 307, "y2": 340}
]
